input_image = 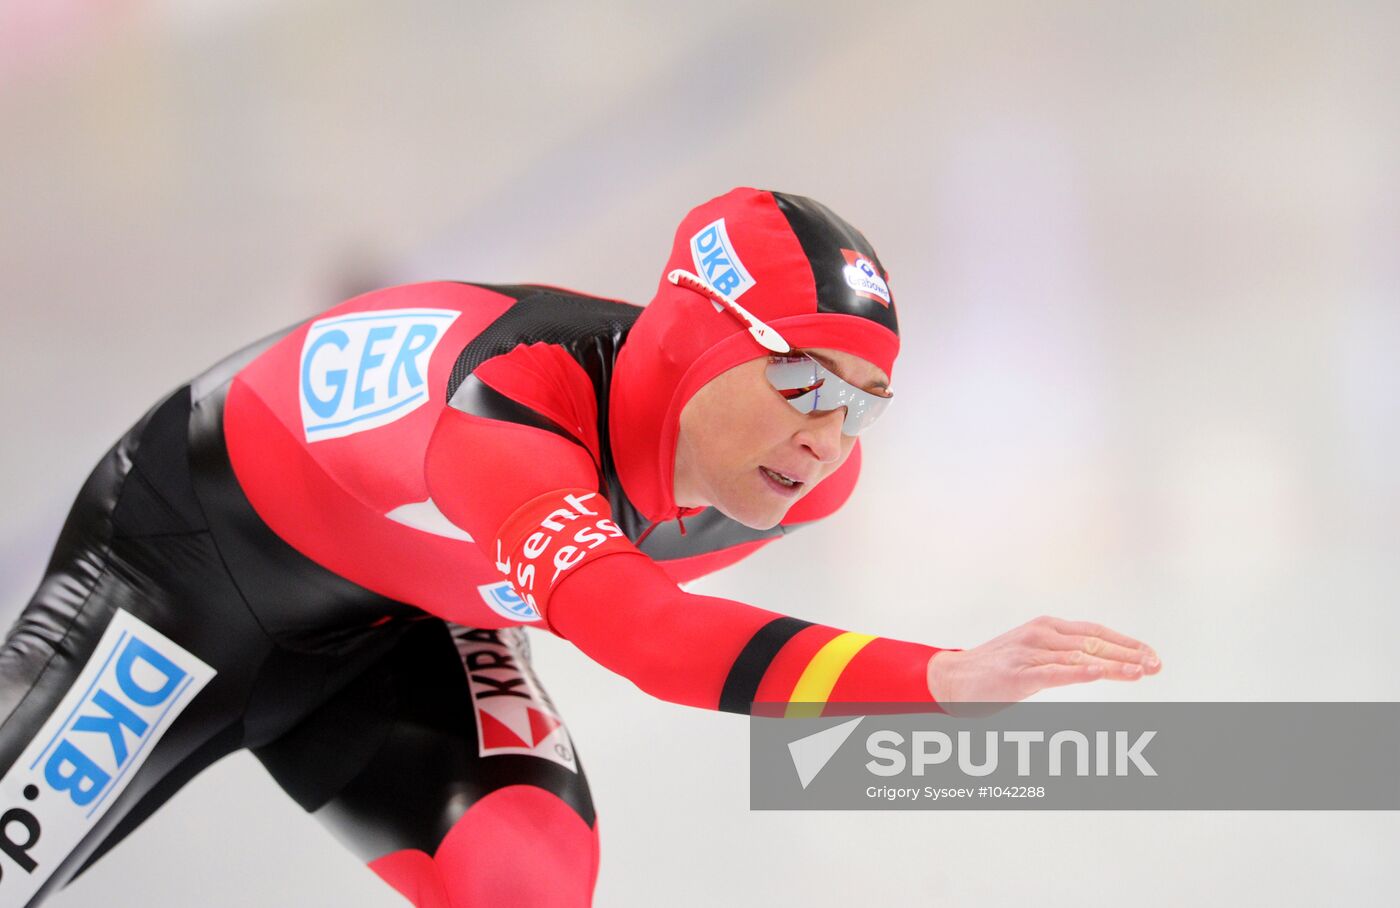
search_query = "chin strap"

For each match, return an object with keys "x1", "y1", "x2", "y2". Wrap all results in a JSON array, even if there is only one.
[{"x1": 636, "y1": 507, "x2": 701, "y2": 546}]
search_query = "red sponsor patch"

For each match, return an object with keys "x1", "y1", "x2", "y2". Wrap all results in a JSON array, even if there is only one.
[
  {"x1": 840, "y1": 249, "x2": 893, "y2": 307},
  {"x1": 493, "y1": 488, "x2": 637, "y2": 621},
  {"x1": 457, "y1": 627, "x2": 578, "y2": 771}
]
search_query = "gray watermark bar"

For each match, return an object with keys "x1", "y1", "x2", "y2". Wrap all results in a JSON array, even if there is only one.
[{"x1": 749, "y1": 703, "x2": 1400, "y2": 809}]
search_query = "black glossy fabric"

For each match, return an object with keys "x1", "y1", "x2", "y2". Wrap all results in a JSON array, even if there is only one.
[{"x1": 0, "y1": 368, "x2": 591, "y2": 904}]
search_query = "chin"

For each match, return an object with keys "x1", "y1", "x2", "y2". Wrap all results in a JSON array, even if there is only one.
[{"x1": 713, "y1": 497, "x2": 786, "y2": 531}]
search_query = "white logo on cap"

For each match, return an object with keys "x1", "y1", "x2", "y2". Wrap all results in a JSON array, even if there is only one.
[{"x1": 842, "y1": 254, "x2": 891, "y2": 305}]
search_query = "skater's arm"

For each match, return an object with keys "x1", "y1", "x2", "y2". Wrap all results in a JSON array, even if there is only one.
[
  {"x1": 483, "y1": 488, "x2": 1161, "y2": 713},
  {"x1": 426, "y1": 350, "x2": 1159, "y2": 714},
  {"x1": 426, "y1": 367, "x2": 954, "y2": 713}
]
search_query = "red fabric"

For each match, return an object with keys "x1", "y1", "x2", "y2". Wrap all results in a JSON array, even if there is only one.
[
  {"x1": 222, "y1": 194, "x2": 935, "y2": 714},
  {"x1": 229, "y1": 282, "x2": 510, "y2": 514},
  {"x1": 224, "y1": 282, "x2": 518, "y2": 624},
  {"x1": 424, "y1": 353, "x2": 938, "y2": 711},
  {"x1": 546, "y1": 551, "x2": 790, "y2": 708},
  {"x1": 544, "y1": 549, "x2": 944, "y2": 712},
  {"x1": 368, "y1": 786, "x2": 600, "y2": 907},
  {"x1": 425, "y1": 408, "x2": 600, "y2": 559},
  {"x1": 610, "y1": 188, "x2": 900, "y2": 523},
  {"x1": 747, "y1": 626, "x2": 954, "y2": 713},
  {"x1": 493, "y1": 489, "x2": 638, "y2": 621},
  {"x1": 474, "y1": 344, "x2": 602, "y2": 460},
  {"x1": 827, "y1": 637, "x2": 951, "y2": 704},
  {"x1": 368, "y1": 850, "x2": 450, "y2": 907},
  {"x1": 752, "y1": 624, "x2": 846, "y2": 703},
  {"x1": 224, "y1": 376, "x2": 495, "y2": 625}
]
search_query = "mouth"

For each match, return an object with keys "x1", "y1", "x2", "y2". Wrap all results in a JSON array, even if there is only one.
[{"x1": 759, "y1": 466, "x2": 805, "y2": 497}]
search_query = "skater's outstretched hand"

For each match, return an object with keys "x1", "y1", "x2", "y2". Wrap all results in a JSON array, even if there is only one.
[{"x1": 926, "y1": 616, "x2": 1160, "y2": 707}]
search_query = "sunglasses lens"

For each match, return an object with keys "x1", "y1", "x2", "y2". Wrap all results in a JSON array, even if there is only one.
[{"x1": 765, "y1": 356, "x2": 891, "y2": 436}]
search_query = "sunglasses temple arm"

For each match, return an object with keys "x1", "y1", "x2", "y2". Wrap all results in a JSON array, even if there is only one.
[{"x1": 666, "y1": 269, "x2": 791, "y2": 354}]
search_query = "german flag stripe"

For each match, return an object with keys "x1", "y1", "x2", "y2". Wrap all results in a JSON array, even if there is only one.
[
  {"x1": 785, "y1": 632, "x2": 878, "y2": 718},
  {"x1": 751, "y1": 624, "x2": 844, "y2": 704},
  {"x1": 718, "y1": 616, "x2": 814, "y2": 714}
]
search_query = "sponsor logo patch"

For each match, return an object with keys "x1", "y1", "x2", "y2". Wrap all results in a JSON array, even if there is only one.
[
  {"x1": 477, "y1": 581, "x2": 542, "y2": 623},
  {"x1": 690, "y1": 218, "x2": 756, "y2": 300},
  {"x1": 299, "y1": 308, "x2": 460, "y2": 442},
  {"x1": 841, "y1": 249, "x2": 892, "y2": 306},
  {"x1": 494, "y1": 489, "x2": 630, "y2": 620},
  {"x1": 0, "y1": 610, "x2": 215, "y2": 903},
  {"x1": 456, "y1": 628, "x2": 577, "y2": 771}
]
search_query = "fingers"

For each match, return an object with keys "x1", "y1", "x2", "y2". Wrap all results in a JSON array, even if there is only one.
[
  {"x1": 1037, "y1": 650, "x2": 1149, "y2": 679},
  {"x1": 1041, "y1": 635, "x2": 1160, "y2": 673},
  {"x1": 1048, "y1": 619, "x2": 1147, "y2": 652},
  {"x1": 1024, "y1": 662, "x2": 1146, "y2": 691},
  {"x1": 1035, "y1": 619, "x2": 1161, "y2": 675}
]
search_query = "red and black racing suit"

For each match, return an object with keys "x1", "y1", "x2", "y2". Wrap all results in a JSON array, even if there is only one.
[{"x1": 0, "y1": 196, "x2": 949, "y2": 908}]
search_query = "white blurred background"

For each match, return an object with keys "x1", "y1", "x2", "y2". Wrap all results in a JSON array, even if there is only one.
[{"x1": 2, "y1": 1, "x2": 1397, "y2": 905}]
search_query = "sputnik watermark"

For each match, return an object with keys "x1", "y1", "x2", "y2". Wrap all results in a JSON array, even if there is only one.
[
  {"x1": 787, "y1": 720, "x2": 1154, "y2": 793},
  {"x1": 865, "y1": 729, "x2": 1156, "y2": 776},
  {"x1": 752, "y1": 703, "x2": 1400, "y2": 810}
]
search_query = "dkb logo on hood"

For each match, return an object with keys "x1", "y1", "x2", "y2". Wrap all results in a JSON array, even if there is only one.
[{"x1": 690, "y1": 218, "x2": 756, "y2": 300}]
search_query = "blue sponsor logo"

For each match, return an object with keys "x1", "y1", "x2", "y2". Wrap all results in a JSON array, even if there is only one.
[
  {"x1": 478, "y1": 581, "x2": 542, "y2": 623},
  {"x1": 0, "y1": 611, "x2": 215, "y2": 901},
  {"x1": 30, "y1": 635, "x2": 192, "y2": 814},
  {"x1": 299, "y1": 308, "x2": 460, "y2": 442},
  {"x1": 690, "y1": 218, "x2": 755, "y2": 300}
]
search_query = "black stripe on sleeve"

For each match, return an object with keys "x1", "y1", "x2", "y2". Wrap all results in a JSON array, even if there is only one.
[
  {"x1": 448, "y1": 374, "x2": 580, "y2": 446},
  {"x1": 718, "y1": 616, "x2": 814, "y2": 714}
]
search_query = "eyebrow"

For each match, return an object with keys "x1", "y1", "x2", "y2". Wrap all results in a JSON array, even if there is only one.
[{"x1": 803, "y1": 351, "x2": 890, "y2": 394}]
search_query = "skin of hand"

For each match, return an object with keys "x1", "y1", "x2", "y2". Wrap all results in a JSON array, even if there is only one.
[{"x1": 926, "y1": 615, "x2": 1161, "y2": 708}]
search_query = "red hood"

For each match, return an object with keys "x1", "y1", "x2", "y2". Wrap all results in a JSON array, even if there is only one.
[{"x1": 609, "y1": 187, "x2": 901, "y2": 522}]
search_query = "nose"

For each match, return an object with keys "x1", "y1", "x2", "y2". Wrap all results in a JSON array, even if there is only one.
[{"x1": 794, "y1": 407, "x2": 846, "y2": 464}]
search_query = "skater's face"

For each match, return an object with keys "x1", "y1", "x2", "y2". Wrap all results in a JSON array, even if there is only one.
[{"x1": 673, "y1": 347, "x2": 890, "y2": 530}]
